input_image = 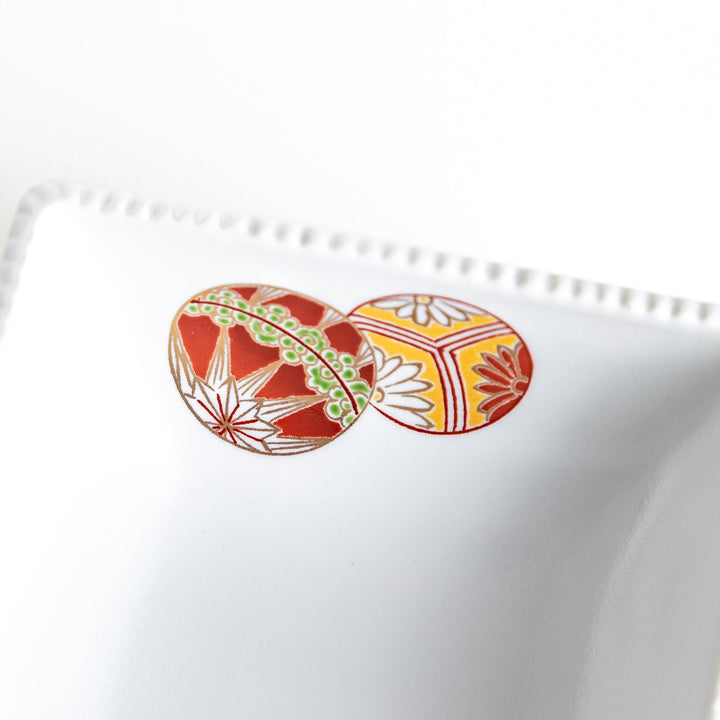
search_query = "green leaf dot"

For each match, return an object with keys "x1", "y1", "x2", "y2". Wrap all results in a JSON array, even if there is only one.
[{"x1": 349, "y1": 381, "x2": 370, "y2": 394}]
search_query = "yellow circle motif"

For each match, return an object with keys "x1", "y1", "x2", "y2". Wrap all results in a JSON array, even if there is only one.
[{"x1": 349, "y1": 294, "x2": 533, "y2": 434}]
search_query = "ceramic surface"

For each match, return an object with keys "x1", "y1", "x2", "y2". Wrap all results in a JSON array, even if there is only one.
[{"x1": 1, "y1": 184, "x2": 720, "y2": 720}]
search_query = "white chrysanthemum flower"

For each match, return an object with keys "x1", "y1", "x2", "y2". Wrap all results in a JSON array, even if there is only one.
[
  {"x1": 372, "y1": 294, "x2": 478, "y2": 327},
  {"x1": 372, "y1": 348, "x2": 434, "y2": 429}
]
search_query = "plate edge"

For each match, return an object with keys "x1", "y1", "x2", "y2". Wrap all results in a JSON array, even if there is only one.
[{"x1": 2, "y1": 180, "x2": 719, "y2": 340}]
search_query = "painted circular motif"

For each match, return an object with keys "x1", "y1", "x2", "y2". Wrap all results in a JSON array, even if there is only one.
[
  {"x1": 169, "y1": 285, "x2": 375, "y2": 455},
  {"x1": 349, "y1": 294, "x2": 532, "y2": 434}
]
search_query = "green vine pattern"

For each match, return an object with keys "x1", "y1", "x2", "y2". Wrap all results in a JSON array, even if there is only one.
[{"x1": 184, "y1": 289, "x2": 371, "y2": 426}]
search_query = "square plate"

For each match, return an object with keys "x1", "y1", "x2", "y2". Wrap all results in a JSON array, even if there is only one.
[{"x1": 2, "y1": 183, "x2": 720, "y2": 719}]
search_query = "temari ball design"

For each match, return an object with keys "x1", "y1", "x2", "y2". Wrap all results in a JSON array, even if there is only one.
[
  {"x1": 349, "y1": 294, "x2": 532, "y2": 434},
  {"x1": 169, "y1": 284, "x2": 376, "y2": 455}
]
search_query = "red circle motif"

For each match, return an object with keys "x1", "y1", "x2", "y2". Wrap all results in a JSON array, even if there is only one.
[{"x1": 169, "y1": 284, "x2": 376, "y2": 455}]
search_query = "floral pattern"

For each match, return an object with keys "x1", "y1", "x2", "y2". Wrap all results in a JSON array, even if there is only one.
[
  {"x1": 170, "y1": 284, "x2": 376, "y2": 455},
  {"x1": 351, "y1": 293, "x2": 533, "y2": 433},
  {"x1": 170, "y1": 324, "x2": 333, "y2": 454},
  {"x1": 171, "y1": 284, "x2": 532, "y2": 451},
  {"x1": 371, "y1": 348, "x2": 434, "y2": 429},
  {"x1": 183, "y1": 287, "x2": 371, "y2": 428},
  {"x1": 190, "y1": 380, "x2": 278, "y2": 452},
  {"x1": 372, "y1": 294, "x2": 479, "y2": 327},
  {"x1": 473, "y1": 343, "x2": 532, "y2": 423}
]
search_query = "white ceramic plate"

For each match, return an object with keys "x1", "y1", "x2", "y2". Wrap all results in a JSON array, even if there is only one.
[{"x1": 2, "y1": 183, "x2": 720, "y2": 719}]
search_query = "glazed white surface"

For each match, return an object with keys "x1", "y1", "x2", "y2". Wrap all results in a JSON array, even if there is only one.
[{"x1": 1, "y1": 192, "x2": 720, "y2": 719}]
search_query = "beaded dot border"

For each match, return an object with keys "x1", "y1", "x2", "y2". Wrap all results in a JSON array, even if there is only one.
[{"x1": 2, "y1": 180, "x2": 719, "y2": 342}]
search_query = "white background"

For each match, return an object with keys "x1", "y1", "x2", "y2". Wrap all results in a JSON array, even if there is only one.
[{"x1": 0, "y1": 0, "x2": 719, "y2": 303}]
